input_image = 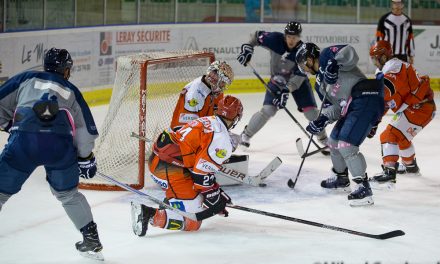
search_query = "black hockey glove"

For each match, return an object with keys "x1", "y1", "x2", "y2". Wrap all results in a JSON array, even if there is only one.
[
  {"x1": 78, "y1": 153, "x2": 97, "y2": 179},
  {"x1": 367, "y1": 121, "x2": 380, "y2": 139},
  {"x1": 324, "y1": 58, "x2": 339, "y2": 85},
  {"x1": 306, "y1": 115, "x2": 330, "y2": 135},
  {"x1": 237, "y1": 44, "x2": 254, "y2": 66},
  {"x1": 270, "y1": 76, "x2": 289, "y2": 109},
  {"x1": 273, "y1": 92, "x2": 289, "y2": 109},
  {"x1": 201, "y1": 183, "x2": 232, "y2": 217}
]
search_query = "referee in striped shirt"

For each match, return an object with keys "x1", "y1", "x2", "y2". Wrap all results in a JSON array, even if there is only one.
[{"x1": 376, "y1": 0, "x2": 415, "y2": 64}]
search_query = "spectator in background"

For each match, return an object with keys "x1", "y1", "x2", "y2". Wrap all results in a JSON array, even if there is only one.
[
  {"x1": 376, "y1": 0, "x2": 415, "y2": 64},
  {"x1": 245, "y1": 0, "x2": 272, "y2": 22},
  {"x1": 272, "y1": 0, "x2": 299, "y2": 22}
]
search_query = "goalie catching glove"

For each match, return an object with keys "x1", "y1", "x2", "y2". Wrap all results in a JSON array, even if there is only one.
[
  {"x1": 201, "y1": 183, "x2": 232, "y2": 217},
  {"x1": 78, "y1": 152, "x2": 97, "y2": 179}
]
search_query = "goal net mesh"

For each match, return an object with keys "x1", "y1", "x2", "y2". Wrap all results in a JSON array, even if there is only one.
[{"x1": 79, "y1": 51, "x2": 214, "y2": 190}]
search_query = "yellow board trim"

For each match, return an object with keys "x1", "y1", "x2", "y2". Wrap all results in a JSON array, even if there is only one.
[{"x1": 83, "y1": 77, "x2": 440, "y2": 107}]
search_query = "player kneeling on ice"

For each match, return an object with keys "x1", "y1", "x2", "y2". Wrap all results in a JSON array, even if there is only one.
[
  {"x1": 369, "y1": 41, "x2": 436, "y2": 185},
  {"x1": 295, "y1": 43, "x2": 384, "y2": 206},
  {"x1": 0, "y1": 48, "x2": 103, "y2": 260},
  {"x1": 131, "y1": 95, "x2": 243, "y2": 236}
]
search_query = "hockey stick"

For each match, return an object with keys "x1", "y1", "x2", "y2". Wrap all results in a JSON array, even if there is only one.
[
  {"x1": 287, "y1": 82, "x2": 330, "y2": 189},
  {"x1": 227, "y1": 204, "x2": 405, "y2": 240},
  {"x1": 218, "y1": 156, "x2": 282, "y2": 187},
  {"x1": 248, "y1": 63, "x2": 329, "y2": 156},
  {"x1": 96, "y1": 172, "x2": 199, "y2": 221},
  {"x1": 131, "y1": 132, "x2": 281, "y2": 187},
  {"x1": 296, "y1": 138, "x2": 329, "y2": 159},
  {"x1": 130, "y1": 131, "x2": 152, "y2": 142}
]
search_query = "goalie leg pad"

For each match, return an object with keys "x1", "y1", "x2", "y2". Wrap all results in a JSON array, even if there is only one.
[{"x1": 216, "y1": 154, "x2": 249, "y2": 186}]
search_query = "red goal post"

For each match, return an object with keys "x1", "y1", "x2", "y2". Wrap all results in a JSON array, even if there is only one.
[{"x1": 79, "y1": 51, "x2": 215, "y2": 191}]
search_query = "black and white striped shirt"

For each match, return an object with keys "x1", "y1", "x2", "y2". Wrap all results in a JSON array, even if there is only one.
[{"x1": 376, "y1": 12, "x2": 415, "y2": 61}]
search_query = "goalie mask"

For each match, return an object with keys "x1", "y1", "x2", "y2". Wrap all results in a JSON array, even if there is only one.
[
  {"x1": 216, "y1": 95, "x2": 243, "y2": 129},
  {"x1": 205, "y1": 61, "x2": 234, "y2": 97}
]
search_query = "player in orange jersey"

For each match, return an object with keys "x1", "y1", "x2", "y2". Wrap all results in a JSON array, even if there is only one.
[
  {"x1": 130, "y1": 95, "x2": 243, "y2": 236},
  {"x1": 170, "y1": 60, "x2": 233, "y2": 130},
  {"x1": 369, "y1": 40, "x2": 436, "y2": 184}
]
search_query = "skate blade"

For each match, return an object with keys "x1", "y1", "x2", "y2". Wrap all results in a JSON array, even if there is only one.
[
  {"x1": 131, "y1": 203, "x2": 146, "y2": 236},
  {"x1": 322, "y1": 186, "x2": 351, "y2": 193},
  {"x1": 369, "y1": 180, "x2": 395, "y2": 190},
  {"x1": 400, "y1": 171, "x2": 422, "y2": 177},
  {"x1": 349, "y1": 196, "x2": 374, "y2": 207},
  {"x1": 79, "y1": 251, "x2": 104, "y2": 261}
]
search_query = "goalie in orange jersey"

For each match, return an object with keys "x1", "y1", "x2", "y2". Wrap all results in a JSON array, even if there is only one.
[
  {"x1": 130, "y1": 95, "x2": 243, "y2": 236},
  {"x1": 170, "y1": 60, "x2": 233, "y2": 129},
  {"x1": 369, "y1": 40, "x2": 436, "y2": 184}
]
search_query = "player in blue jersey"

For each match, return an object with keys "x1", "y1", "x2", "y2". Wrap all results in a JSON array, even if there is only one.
[
  {"x1": 0, "y1": 48, "x2": 103, "y2": 260},
  {"x1": 295, "y1": 43, "x2": 384, "y2": 206},
  {"x1": 236, "y1": 21, "x2": 328, "y2": 148}
]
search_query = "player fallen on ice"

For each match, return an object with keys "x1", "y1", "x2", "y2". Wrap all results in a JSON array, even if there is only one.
[
  {"x1": 295, "y1": 43, "x2": 384, "y2": 206},
  {"x1": 236, "y1": 21, "x2": 328, "y2": 148},
  {"x1": 0, "y1": 48, "x2": 104, "y2": 260},
  {"x1": 131, "y1": 95, "x2": 243, "y2": 235},
  {"x1": 369, "y1": 40, "x2": 436, "y2": 184}
]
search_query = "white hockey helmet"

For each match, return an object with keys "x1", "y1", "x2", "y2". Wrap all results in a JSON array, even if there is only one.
[{"x1": 205, "y1": 61, "x2": 234, "y2": 96}]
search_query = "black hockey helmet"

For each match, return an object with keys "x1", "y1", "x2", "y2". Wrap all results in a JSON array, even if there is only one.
[
  {"x1": 284, "y1": 21, "x2": 302, "y2": 36},
  {"x1": 295, "y1": 42, "x2": 320, "y2": 65},
  {"x1": 44, "y1": 48, "x2": 73, "y2": 75}
]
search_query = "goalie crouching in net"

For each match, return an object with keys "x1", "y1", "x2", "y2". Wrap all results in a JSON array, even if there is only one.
[{"x1": 131, "y1": 95, "x2": 243, "y2": 236}]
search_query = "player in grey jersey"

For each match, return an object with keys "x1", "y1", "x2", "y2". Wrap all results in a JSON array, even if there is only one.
[
  {"x1": 0, "y1": 48, "x2": 103, "y2": 260},
  {"x1": 296, "y1": 43, "x2": 384, "y2": 206},
  {"x1": 236, "y1": 21, "x2": 327, "y2": 148}
]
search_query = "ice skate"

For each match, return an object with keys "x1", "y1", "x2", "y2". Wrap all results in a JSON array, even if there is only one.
[
  {"x1": 397, "y1": 160, "x2": 421, "y2": 176},
  {"x1": 240, "y1": 131, "x2": 251, "y2": 148},
  {"x1": 370, "y1": 164, "x2": 398, "y2": 189},
  {"x1": 348, "y1": 176, "x2": 374, "y2": 207},
  {"x1": 320, "y1": 168, "x2": 350, "y2": 191},
  {"x1": 131, "y1": 202, "x2": 156, "y2": 237},
  {"x1": 76, "y1": 221, "x2": 104, "y2": 261}
]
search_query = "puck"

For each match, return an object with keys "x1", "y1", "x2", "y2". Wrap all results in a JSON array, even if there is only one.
[{"x1": 259, "y1": 183, "x2": 267, "y2": 187}]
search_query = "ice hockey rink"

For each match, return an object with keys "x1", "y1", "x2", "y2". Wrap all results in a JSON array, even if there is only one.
[{"x1": 0, "y1": 92, "x2": 439, "y2": 264}]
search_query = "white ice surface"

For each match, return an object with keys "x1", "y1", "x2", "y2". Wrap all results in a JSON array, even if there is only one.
[{"x1": 1, "y1": 93, "x2": 439, "y2": 264}]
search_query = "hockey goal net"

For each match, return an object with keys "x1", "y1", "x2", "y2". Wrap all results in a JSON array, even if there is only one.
[{"x1": 79, "y1": 51, "x2": 215, "y2": 191}]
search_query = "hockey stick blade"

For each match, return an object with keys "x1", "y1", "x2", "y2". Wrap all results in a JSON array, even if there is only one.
[
  {"x1": 295, "y1": 138, "x2": 305, "y2": 156},
  {"x1": 227, "y1": 205, "x2": 405, "y2": 240},
  {"x1": 296, "y1": 138, "x2": 330, "y2": 158},
  {"x1": 259, "y1": 157, "x2": 282, "y2": 180},
  {"x1": 377, "y1": 230, "x2": 405, "y2": 240}
]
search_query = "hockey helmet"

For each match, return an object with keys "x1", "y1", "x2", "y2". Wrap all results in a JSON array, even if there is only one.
[
  {"x1": 284, "y1": 21, "x2": 302, "y2": 36},
  {"x1": 44, "y1": 48, "x2": 73, "y2": 76},
  {"x1": 369, "y1": 40, "x2": 393, "y2": 60},
  {"x1": 216, "y1": 95, "x2": 243, "y2": 129},
  {"x1": 205, "y1": 61, "x2": 234, "y2": 96},
  {"x1": 295, "y1": 42, "x2": 320, "y2": 73}
]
